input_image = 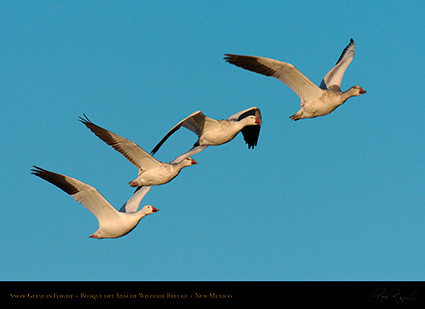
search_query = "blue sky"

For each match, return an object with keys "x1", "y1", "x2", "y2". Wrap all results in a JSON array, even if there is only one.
[{"x1": 2, "y1": 1, "x2": 425, "y2": 281}]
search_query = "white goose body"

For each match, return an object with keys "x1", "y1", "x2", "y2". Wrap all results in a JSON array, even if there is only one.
[
  {"x1": 94, "y1": 211, "x2": 145, "y2": 239},
  {"x1": 199, "y1": 118, "x2": 251, "y2": 146},
  {"x1": 151, "y1": 107, "x2": 262, "y2": 162},
  {"x1": 31, "y1": 166, "x2": 158, "y2": 239},
  {"x1": 296, "y1": 87, "x2": 363, "y2": 119},
  {"x1": 134, "y1": 159, "x2": 196, "y2": 186},
  {"x1": 79, "y1": 115, "x2": 197, "y2": 187},
  {"x1": 224, "y1": 39, "x2": 366, "y2": 120}
]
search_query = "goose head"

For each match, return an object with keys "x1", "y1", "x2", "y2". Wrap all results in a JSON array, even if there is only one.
[
  {"x1": 242, "y1": 115, "x2": 262, "y2": 126},
  {"x1": 141, "y1": 205, "x2": 159, "y2": 215},
  {"x1": 179, "y1": 157, "x2": 198, "y2": 167},
  {"x1": 349, "y1": 85, "x2": 367, "y2": 96}
]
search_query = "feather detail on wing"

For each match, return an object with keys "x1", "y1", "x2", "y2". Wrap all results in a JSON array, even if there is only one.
[
  {"x1": 224, "y1": 54, "x2": 323, "y2": 102},
  {"x1": 79, "y1": 115, "x2": 160, "y2": 171},
  {"x1": 31, "y1": 166, "x2": 119, "y2": 221},
  {"x1": 320, "y1": 38, "x2": 355, "y2": 90},
  {"x1": 151, "y1": 111, "x2": 213, "y2": 155},
  {"x1": 119, "y1": 185, "x2": 152, "y2": 213}
]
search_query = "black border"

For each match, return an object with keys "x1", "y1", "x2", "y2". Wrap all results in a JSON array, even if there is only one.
[{"x1": 2, "y1": 281, "x2": 424, "y2": 305}]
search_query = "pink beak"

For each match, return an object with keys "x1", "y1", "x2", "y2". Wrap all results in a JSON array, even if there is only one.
[
  {"x1": 191, "y1": 158, "x2": 198, "y2": 165},
  {"x1": 255, "y1": 118, "x2": 262, "y2": 124},
  {"x1": 359, "y1": 87, "x2": 366, "y2": 94},
  {"x1": 152, "y1": 207, "x2": 159, "y2": 213}
]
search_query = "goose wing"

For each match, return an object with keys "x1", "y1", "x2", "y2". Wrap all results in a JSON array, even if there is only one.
[
  {"x1": 228, "y1": 106, "x2": 262, "y2": 149},
  {"x1": 224, "y1": 54, "x2": 323, "y2": 102},
  {"x1": 169, "y1": 145, "x2": 208, "y2": 164},
  {"x1": 119, "y1": 185, "x2": 152, "y2": 213},
  {"x1": 80, "y1": 115, "x2": 161, "y2": 171},
  {"x1": 31, "y1": 166, "x2": 119, "y2": 222},
  {"x1": 151, "y1": 111, "x2": 217, "y2": 155},
  {"x1": 319, "y1": 38, "x2": 355, "y2": 91},
  {"x1": 227, "y1": 106, "x2": 261, "y2": 121}
]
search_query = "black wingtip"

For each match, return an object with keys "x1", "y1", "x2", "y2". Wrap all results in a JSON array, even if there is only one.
[
  {"x1": 31, "y1": 165, "x2": 43, "y2": 175},
  {"x1": 78, "y1": 113, "x2": 91, "y2": 125},
  {"x1": 241, "y1": 125, "x2": 260, "y2": 150},
  {"x1": 224, "y1": 53, "x2": 237, "y2": 63},
  {"x1": 150, "y1": 147, "x2": 158, "y2": 156},
  {"x1": 31, "y1": 165, "x2": 79, "y2": 195}
]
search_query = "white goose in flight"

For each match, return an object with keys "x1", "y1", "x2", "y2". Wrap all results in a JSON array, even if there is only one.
[
  {"x1": 224, "y1": 39, "x2": 366, "y2": 120},
  {"x1": 31, "y1": 166, "x2": 158, "y2": 239},
  {"x1": 150, "y1": 106, "x2": 262, "y2": 162},
  {"x1": 79, "y1": 115, "x2": 197, "y2": 187}
]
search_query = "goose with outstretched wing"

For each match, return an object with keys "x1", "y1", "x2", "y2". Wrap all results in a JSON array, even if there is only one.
[
  {"x1": 31, "y1": 166, "x2": 158, "y2": 239},
  {"x1": 79, "y1": 115, "x2": 197, "y2": 187},
  {"x1": 150, "y1": 107, "x2": 262, "y2": 162},
  {"x1": 224, "y1": 39, "x2": 366, "y2": 120}
]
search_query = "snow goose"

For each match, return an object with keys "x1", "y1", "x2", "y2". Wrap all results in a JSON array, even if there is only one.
[
  {"x1": 150, "y1": 107, "x2": 262, "y2": 162},
  {"x1": 224, "y1": 39, "x2": 366, "y2": 120},
  {"x1": 79, "y1": 115, "x2": 198, "y2": 187},
  {"x1": 31, "y1": 166, "x2": 158, "y2": 239}
]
